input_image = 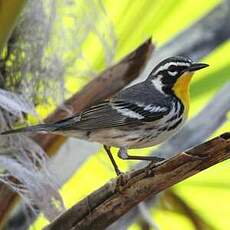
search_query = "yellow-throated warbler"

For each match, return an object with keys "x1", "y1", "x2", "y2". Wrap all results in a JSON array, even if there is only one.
[{"x1": 1, "y1": 56, "x2": 209, "y2": 175}]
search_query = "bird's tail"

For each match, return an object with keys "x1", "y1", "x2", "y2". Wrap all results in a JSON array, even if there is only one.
[
  {"x1": 1, "y1": 114, "x2": 80, "y2": 135},
  {"x1": 1, "y1": 123, "x2": 60, "y2": 135}
]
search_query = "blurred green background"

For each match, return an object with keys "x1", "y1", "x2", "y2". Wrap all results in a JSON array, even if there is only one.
[{"x1": 26, "y1": 0, "x2": 230, "y2": 229}]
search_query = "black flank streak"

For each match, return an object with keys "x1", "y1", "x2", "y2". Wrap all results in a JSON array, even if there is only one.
[
  {"x1": 127, "y1": 137, "x2": 140, "y2": 142},
  {"x1": 138, "y1": 137, "x2": 147, "y2": 142},
  {"x1": 144, "y1": 126, "x2": 157, "y2": 131},
  {"x1": 112, "y1": 134, "x2": 126, "y2": 139},
  {"x1": 178, "y1": 102, "x2": 184, "y2": 116},
  {"x1": 174, "y1": 100, "x2": 178, "y2": 111},
  {"x1": 167, "y1": 118, "x2": 182, "y2": 131},
  {"x1": 166, "y1": 114, "x2": 178, "y2": 122},
  {"x1": 158, "y1": 126, "x2": 168, "y2": 132}
]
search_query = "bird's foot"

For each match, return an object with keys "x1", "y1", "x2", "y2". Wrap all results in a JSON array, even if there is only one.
[
  {"x1": 118, "y1": 147, "x2": 165, "y2": 162},
  {"x1": 144, "y1": 157, "x2": 166, "y2": 177},
  {"x1": 117, "y1": 148, "x2": 129, "y2": 159},
  {"x1": 115, "y1": 172, "x2": 129, "y2": 192}
]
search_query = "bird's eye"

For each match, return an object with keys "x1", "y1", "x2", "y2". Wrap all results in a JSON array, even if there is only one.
[
  {"x1": 168, "y1": 65, "x2": 177, "y2": 72},
  {"x1": 167, "y1": 65, "x2": 178, "y2": 76}
]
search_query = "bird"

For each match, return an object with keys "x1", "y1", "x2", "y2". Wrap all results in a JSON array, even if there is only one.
[{"x1": 1, "y1": 56, "x2": 209, "y2": 175}]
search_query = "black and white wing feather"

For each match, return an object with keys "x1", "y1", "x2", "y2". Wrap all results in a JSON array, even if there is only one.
[
  {"x1": 52, "y1": 99, "x2": 170, "y2": 131},
  {"x1": 1, "y1": 82, "x2": 170, "y2": 135}
]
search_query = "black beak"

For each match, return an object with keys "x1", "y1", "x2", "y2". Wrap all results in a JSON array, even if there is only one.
[{"x1": 188, "y1": 63, "x2": 209, "y2": 72}]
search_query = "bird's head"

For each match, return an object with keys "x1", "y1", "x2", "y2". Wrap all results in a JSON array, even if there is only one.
[{"x1": 148, "y1": 56, "x2": 209, "y2": 96}]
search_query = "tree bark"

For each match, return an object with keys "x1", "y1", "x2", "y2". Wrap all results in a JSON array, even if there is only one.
[{"x1": 45, "y1": 132, "x2": 230, "y2": 230}]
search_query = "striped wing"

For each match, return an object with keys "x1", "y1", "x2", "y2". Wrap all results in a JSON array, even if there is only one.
[{"x1": 54, "y1": 100, "x2": 169, "y2": 131}]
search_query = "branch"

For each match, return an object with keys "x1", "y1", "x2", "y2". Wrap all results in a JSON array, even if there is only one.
[{"x1": 45, "y1": 132, "x2": 230, "y2": 230}]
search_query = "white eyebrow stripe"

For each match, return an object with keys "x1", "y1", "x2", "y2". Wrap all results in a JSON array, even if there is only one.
[{"x1": 153, "y1": 61, "x2": 191, "y2": 75}]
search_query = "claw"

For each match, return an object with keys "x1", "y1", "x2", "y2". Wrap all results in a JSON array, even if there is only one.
[{"x1": 115, "y1": 173, "x2": 129, "y2": 192}]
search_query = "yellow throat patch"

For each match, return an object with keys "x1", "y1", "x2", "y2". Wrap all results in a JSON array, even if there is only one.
[{"x1": 172, "y1": 71, "x2": 193, "y2": 116}]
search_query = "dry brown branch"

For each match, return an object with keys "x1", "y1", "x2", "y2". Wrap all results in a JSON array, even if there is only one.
[
  {"x1": 45, "y1": 132, "x2": 230, "y2": 230},
  {"x1": 0, "y1": 186, "x2": 19, "y2": 228},
  {"x1": 0, "y1": 39, "x2": 154, "y2": 226}
]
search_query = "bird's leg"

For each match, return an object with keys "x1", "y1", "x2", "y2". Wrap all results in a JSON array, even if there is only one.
[
  {"x1": 118, "y1": 147, "x2": 165, "y2": 163},
  {"x1": 104, "y1": 145, "x2": 122, "y2": 176},
  {"x1": 104, "y1": 146, "x2": 130, "y2": 190}
]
